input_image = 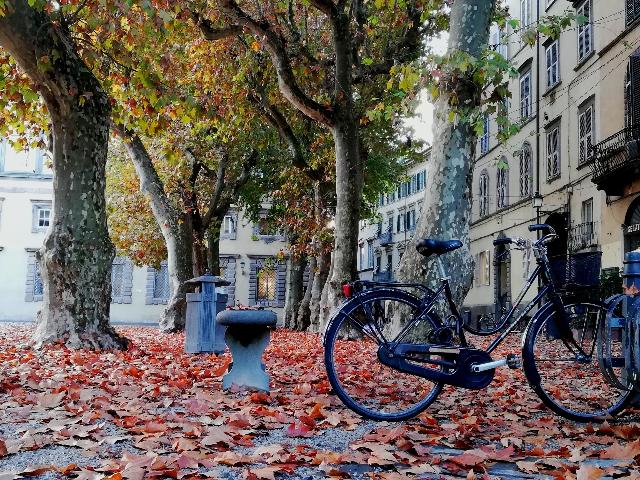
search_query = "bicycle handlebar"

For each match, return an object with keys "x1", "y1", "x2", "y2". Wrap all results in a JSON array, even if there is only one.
[{"x1": 528, "y1": 223, "x2": 556, "y2": 235}]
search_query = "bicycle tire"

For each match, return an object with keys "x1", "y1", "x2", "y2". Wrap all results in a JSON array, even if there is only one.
[
  {"x1": 522, "y1": 301, "x2": 634, "y2": 422},
  {"x1": 324, "y1": 288, "x2": 443, "y2": 421}
]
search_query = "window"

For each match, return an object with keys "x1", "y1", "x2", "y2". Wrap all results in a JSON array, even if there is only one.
[
  {"x1": 520, "y1": 70, "x2": 532, "y2": 120},
  {"x1": 111, "y1": 257, "x2": 133, "y2": 304},
  {"x1": 387, "y1": 253, "x2": 393, "y2": 272},
  {"x1": 396, "y1": 212, "x2": 404, "y2": 232},
  {"x1": 31, "y1": 201, "x2": 52, "y2": 233},
  {"x1": 219, "y1": 256, "x2": 237, "y2": 305},
  {"x1": 0, "y1": 137, "x2": 49, "y2": 175},
  {"x1": 497, "y1": 98, "x2": 509, "y2": 135},
  {"x1": 223, "y1": 215, "x2": 235, "y2": 234},
  {"x1": 387, "y1": 214, "x2": 393, "y2": 233},
  {"x1": 520, "y1": 0, "x2": 531, "y2": 28},
  {"x1": 367, "y1": 240, "x2": 374, "y2": 269},
  {"x1": 256, "y1": 267, "x2": 277, "y2": 302},
  {"x1": 25, "y1": 249, "x2": 44, "y2": 302},
  {"x1": 545, "y1": 40, "x2": 560, "y2": 89},
  {"x1": 577, "y1": 1, "x2": 593, "y2": 62},
  {"x1": 496, "y1": 159, "x2": 508, "y2": 209},
  {"x1": 581, "y1": 198, "x2": 595, "y2": 246},
  {"x1": 153, "y1": 264, "x2": 170, "y2": 301},
  {"x1": 627, "y1": 0, "x2": 640, "y2": 26},
  {"x1": 479, "y1": 171, "x2": 489, "y2": 218},
  {"x1": 578, "y1": 103, "x2": 594, "y2": 165},
  {"x1": 490, "y1": 24, "x2": 508, "y2": 59},
  {"x1": 520, "y1": 143, "x2": 532, "y2": 198},
  {"x1": 546, "y1": 124, "x2": 561, "y2": 179},
  {"x1": 626, "y1": 62, "x2": 633, "y2": 129},
  {"x1": 405, "y1": 209, "x2": 416, "y2": 231},
  {"x1": 249, "y1": 257, "x2": 286, "y2": 307},
  {"x1": 475, "y1": 250, "x2": 491, "y2": 286},
  {"x1": 480, "y1": 114, "x2": 490, "y2": 154}
]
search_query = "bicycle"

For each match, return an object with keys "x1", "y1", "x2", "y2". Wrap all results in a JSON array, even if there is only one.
[{"x1": 323, "y1": 224, "x2": 634, "y2": 422}]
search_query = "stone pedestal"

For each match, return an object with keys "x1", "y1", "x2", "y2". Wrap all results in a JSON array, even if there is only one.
[{"x1": 217, "y1": 310, "x2": 277, "y2": 392}]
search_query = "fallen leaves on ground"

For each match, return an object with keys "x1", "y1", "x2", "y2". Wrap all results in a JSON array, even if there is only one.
[{"x1": 0, "y1": 326, "x2": 638, "y2": 479}]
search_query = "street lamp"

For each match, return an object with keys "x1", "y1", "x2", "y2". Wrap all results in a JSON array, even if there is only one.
[{"x1": 532, "y1": 192, "x2": 543, "y2": 225}]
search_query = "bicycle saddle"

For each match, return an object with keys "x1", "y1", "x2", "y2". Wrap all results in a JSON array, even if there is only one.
[{"x1": 416, "y1": 239, "x2": 463, "y2": 257}]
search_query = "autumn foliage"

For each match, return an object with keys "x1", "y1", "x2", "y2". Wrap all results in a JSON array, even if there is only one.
[{"x1": 0, "y1": 326, "x2": 639, "y2": 479}]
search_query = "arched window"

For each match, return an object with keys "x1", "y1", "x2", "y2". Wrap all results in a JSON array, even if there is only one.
[
  {"x1": 497, "y1": 157, "x2": 508, "y2": 209},
  {"x1": 479, "y1": 170, "x2": 489, "y2": 217},
  {"x1": 520, "y1": 143, "x2": 532, "y2": 198}
]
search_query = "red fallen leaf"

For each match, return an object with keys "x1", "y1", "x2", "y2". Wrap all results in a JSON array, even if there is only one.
[
  {"x1": 176, "y1": 453, "x2": 199, "y2": 469},
  {"x1": 286, "y1": 422, "x2": 313, "y2": 438},
  {"x1": 450, "y1": 450, "x2": 489, "y2": 467},
  {"x1": 212, "y1": 358, "x2": 231, "y2": 377},
  {"x1": 299, "y1": 415, "x2": 316, "y2": 428},
  {"x1": 57, "y1": 464, "x2": 78, "y2": 475},
  {"x1": 308, "y1": 403, "x2": 326, "y2": 420},
  {"x1": 576, "y1": 464, "x2": 605, "y2": 480},
  {"x1": 250, "y1": 391, "x2": 269, "y2": 403},
  {"x1": 143, "y1": 421, "x2": 168, "y2": 434},
  {"x1": 600, "y1": 439, "x2": 640, "y2": 460},
  {"x1": 168, "y1": 377, "x2": 191, "y2": 389},
  {"x1": 249, "y1": 466, "x2": 280, "y2": 480},
  {"x1": 20, "y1": 466, "x2": 56, "y2": 477},
  {"x1": 0, "y1": 440, "x2": 7, "y2": 457}
]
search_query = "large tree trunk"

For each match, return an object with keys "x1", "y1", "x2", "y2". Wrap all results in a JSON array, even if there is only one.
[
  {"x1": 0, "y1": 0, "x2": 127, "y2": 349},
  {"x1": 397, "y1": 0, "x2": 494, "y2": 305},
  {"x1": 296, "y1": 255, "x2": 316, "y2": 331},
  {"x1": 118, "y1": 132, "x2": 194, "y2": 332},
  {"x1": 284, "y1": 255, "x2": 307, "y2": 329},
  {"x1": 207, "y1": 217, "x2": 224, "y2": 276},
  {"x1": 311, "y1": 248, "x2": 332, "y2": 332},
  {"x1": 318, "y1": 118, "x2": 363, "y2": 331}
]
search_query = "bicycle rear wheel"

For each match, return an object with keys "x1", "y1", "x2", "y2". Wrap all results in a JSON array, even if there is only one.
[
  {"x1": 522, "y1": 302, "x2": 633, "y2": 422},
  {"x1": 324, "y1": 289, "x2": 443, "y2": 421}
]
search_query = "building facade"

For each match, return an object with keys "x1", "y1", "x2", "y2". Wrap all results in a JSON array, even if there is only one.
[
  {"x1": 0, "y1": 140, "x2": 289, "y2": 323},
  {"x1": 357, "y1": 160, "x2": 428, "y2": 281},
  {"x1": 466, "y1": 0, "x2": 640, "y2": 320}
]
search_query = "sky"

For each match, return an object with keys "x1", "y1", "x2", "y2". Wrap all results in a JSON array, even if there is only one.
[{"x1": 403, "y1": 34, "x2": 449, "y2": 145}]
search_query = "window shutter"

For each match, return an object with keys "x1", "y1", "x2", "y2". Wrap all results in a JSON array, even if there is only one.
[
  {"x1": 630, "y1": 54, "x2": 640, "y2": 129},
  {"x1": 474, "y1": 253, "x2": 480, "y2": 287},
  {"x1": 485, "y1": 251, "x2": 491, "y2": 286}
]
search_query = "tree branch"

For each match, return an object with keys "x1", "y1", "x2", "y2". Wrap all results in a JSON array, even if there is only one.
[
  {"x1": 215, "y1": 0, "x2": 335, "y2": 127},
  {"x1": 191, "y1": 10, "x2": 242, "y2": 40},
  {"x1": 352, "y1": 4, "x2": 424, "y2": 84}
]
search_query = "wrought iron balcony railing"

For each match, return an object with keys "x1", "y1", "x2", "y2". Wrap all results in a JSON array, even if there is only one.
[
  {"x1": 589, "y1": 125, "x2": 640, "y2": 195},
  {"x1": 568, "y1": 221, "x2": 598, "y2": 252},
  {"x1": 378, "y1": 230, "x2": 393, "y2": 246}
]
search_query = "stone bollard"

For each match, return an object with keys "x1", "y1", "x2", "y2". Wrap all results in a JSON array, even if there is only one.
[
  {"x1": 216, "y1": 309, "x2": 277, "y2": 392},
  {"x1": 184, "y1": 273, "x2": 230, "y2": 354}
]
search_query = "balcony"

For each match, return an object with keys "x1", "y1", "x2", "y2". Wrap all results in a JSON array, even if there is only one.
[
  {"x1": 590, "y1": 125, "x2": 640, "y2": 196},
  {"x1": 373, "y1": 270, "x2": 393, "y2": 282},
  {"x1": 378, "y1": 230, "x2": 393, "y2": 246},
  {"x1": 568, "y1": 222, "x2": 598, "y2": 252}
]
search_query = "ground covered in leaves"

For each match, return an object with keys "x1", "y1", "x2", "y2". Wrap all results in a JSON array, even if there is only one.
[{"x1": 0, "y1": 325, "x2": 639, "y2": 479}]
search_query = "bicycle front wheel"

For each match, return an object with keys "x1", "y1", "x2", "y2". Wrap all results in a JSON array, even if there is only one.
[
  {"x1": 324, "y1": 289, "x2": 443, "y2": 421},
  {"x1": 522, "y1": 302, "x2": 633, "y2": 422}
]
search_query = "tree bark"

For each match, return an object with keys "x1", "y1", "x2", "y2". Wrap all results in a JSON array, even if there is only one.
[
  {"x1": 310, "y1": 248, "x2": 332, "y2": 332},
  {"x1": 117, "y1": 131, "x2": 194, "y2": 332},
  {"x1": 396, "y1": 0, "x2": 495, "y2": 306},
  {"x1": 0, "y1": 0, "x2": 127, "y2": 349},
  {"x1": 207, "y1": 217, "x2": 224, "y2": 276},
  {"x1": 296, "y1": 255, "x2": 316, "y2": 331},
  {"x1": 284, "y1": 255, "x2": 307, "y2": 329}
]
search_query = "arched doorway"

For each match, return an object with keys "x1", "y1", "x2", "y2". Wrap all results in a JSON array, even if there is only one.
[
  {"x1": 624, "y1": 196, "x2": 640, "y2": 253},
  {"x1": 494, "y1": 231, "x2": 511, "y2": 317},
  {"x1": 545, "y1": 212, "x2": 569, "y2": 258}
]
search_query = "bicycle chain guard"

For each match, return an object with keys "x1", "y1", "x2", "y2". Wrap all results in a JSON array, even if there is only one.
[{"x1": 377, "y1": 345, "x2": 495, "y2": 390}]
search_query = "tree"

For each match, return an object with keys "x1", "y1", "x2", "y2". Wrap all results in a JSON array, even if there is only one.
[
  {"x1": 397, "y1": 0, "x2": 495, "y2": 304},
  {"x1": 0, "y1": 0, "x2": 127, "y2": 349},
  {"x1": 195, "y1": 0, "x2": 434, "y2": 327}
]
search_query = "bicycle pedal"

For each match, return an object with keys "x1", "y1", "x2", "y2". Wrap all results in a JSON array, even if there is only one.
[{"x1": 507, "y1": 354, "x2": 521, "y2": 369}]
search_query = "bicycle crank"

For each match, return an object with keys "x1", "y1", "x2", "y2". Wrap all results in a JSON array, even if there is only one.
[{"x1": 377, "y1": 345, "x2": 496, "y2": 390}]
